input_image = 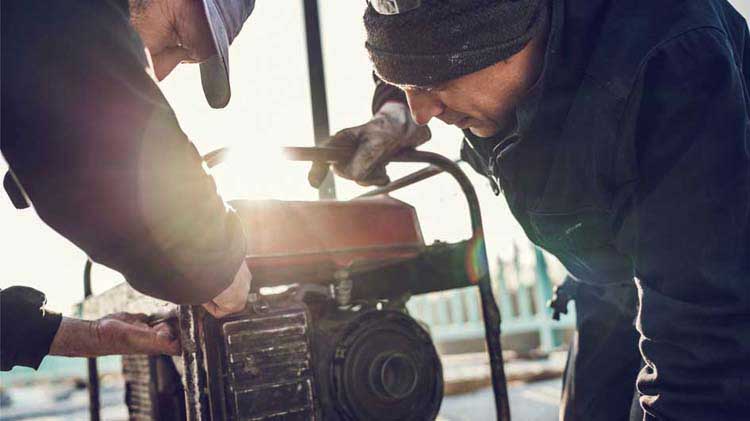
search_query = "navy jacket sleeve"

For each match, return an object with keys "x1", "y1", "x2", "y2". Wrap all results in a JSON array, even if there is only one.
[
  {"x1": 615, "y1": 27, "x2": 750, "y2": 419},
  {"x1": 0, "y1": 287, "x2": 63, "y2": 371},
  {"x1": 0, "y1": 0, "x2": 246, "y2": 304}
]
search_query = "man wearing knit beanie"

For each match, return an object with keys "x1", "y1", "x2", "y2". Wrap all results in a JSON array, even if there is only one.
[{"x1": 311, "y1": 0, "x2": 750, "y2": 420}]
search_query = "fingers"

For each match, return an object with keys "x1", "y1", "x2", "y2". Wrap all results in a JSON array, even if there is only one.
[
  {"x1": 107, "y1": 312, "x2": 149, "y2": 325},
  {"x1": 151, "y1": 322, "x2": 182, "y2": 355},
  {"x1": 307, "y1": 126, "x2": 362, "y2": 188},
  {"x1": 343, "y1": 133, "x2": 397, "y2": 181},
  {"x1": 306, "y1": 115, "x2": 426, "y2": 188},
  {"x1": 214, "y1": 263, "x2": 251, "y2": 312},
  {"x1": 50, "y1": 313, "x2": 182, "y2": 358},
  {"x1": 356, "y1": 166, "x2": 390, "y2": 187},
  {"x1": 147, "y1": 307, "x2": 180, "y2": 326},
  {"x1": 202, "y1": 301, "x2": 231, "y2": 319},
  {"x1": 121, "y1": 320, "x2": 181, "y2": 356},
  {"x1": 92, "y1": 317, "x2": 180, "y2": 356},
  {"x1": 308, "y1": 160, "x2": 330, "y2": 189},
  {"x1": 328, "y1": 138, "x2": 383, "y2": 182},
  {"x1": 157, "y1": 334, "x2": 182, "y2": 356},
  {"x1": 203, "y1": 262, "x2": 251, "y2": 319},
  {"x1": 412, "y1": 125, "x2": 432, "y2": 145},
  {"x1": 329, "y1": 119, "x2": 411, "y2": 184}
]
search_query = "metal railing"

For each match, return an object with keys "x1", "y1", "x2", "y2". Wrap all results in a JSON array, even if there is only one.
[{"x1": 408, "y1": 244, "x2": 576, "y2": 352}]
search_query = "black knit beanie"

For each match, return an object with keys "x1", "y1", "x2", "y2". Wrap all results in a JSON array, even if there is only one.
[{"x1": 365, "y1": 0, "x2": 547, "y2": 87}]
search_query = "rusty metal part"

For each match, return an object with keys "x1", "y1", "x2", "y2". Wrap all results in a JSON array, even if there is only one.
[
  {"x1": 121, "y1": 354, "x2": 187, "y2": 420},
  {"x1": 122, "y1": 355, "x2": 159, "y2": 419},
  {"x1": 358, "y1": 164, "x2": 445, "y2": 198},
  {"x1": 231, "y1": 196, "x2": 425, "y2": 286},
  {"x1": 83, "y1": 258, "x2": 100, "y2": 421},
  {"x1": 332, "y1": 275, "x2": 353, "y2": 307}
]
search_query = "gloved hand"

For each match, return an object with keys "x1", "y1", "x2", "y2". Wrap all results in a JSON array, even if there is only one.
[
  {"x1": 49, "y1": 312, "x2": 181, "y2": 357},
  {"x1": 202, "y1": 261, "x2": 252, "y2": 318},
  {"x1": 308, "y1": 101, "x2": 431, "y2": 187}
]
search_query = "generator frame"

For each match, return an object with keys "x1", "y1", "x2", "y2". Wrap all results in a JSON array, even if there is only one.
[
  {"x1": 82, "y1": 148, "x2": 512, "y2": 420},
  {"x1": 81, "y1": 0, "x2": 512, "y2": 418}
]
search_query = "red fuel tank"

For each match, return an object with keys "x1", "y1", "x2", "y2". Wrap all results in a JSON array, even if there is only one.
[{"x1": 231, "y1": 196, "x2": 424, "y2": 284}]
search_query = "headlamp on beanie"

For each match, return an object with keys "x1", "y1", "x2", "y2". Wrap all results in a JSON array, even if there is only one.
[
  {"x1": 364, "y1": 0, "x2": 547, "y2": 87},
  {"x1": 368, "y1": 0, "x2": 422, "y2": 15}
]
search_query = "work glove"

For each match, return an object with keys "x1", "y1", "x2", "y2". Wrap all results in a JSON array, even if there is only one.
[{"x1": 308, "y1": 102, "x2": 431, "y2": 187}]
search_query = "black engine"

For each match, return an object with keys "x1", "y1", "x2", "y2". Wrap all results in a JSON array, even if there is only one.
[{"x1": 123, "y1": 290, "x2": 444, "y2": 421}]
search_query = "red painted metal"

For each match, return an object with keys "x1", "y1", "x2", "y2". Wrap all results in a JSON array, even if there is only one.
[{"x1": 231, "y1": 196, "x2": 424, "y2": 284}]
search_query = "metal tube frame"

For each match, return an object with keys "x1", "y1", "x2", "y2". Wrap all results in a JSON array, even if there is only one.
[
  {"x1": 83, "y1": 259, "x2": 101, "y2": 421},
  {"x1": 301, "y1": 0, "x2": 336, "y2": 200},
  {"x1": 83, "y1": 146, "x2": 512, "y2": 420},
  {"x1": 284, "y1": 146, "x2": 512, "y2": 421}
]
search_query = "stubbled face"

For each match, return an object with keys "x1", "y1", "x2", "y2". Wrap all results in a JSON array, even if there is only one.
[{"x1": 399, "y1": 29, "x2": 548, "y2": 138}]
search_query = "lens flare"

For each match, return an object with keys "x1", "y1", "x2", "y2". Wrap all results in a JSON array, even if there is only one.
[{"x1": 465, "y1": 230, "x2": 489, "y2": 284}]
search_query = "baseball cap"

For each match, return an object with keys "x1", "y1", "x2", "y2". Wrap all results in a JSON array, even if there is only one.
[{"x1": 200, "y1": 0, "x2": 256, "y2": 108}]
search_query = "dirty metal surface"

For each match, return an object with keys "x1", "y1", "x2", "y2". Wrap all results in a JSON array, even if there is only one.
[
  {"x1": 203, "y1": 303, "x2": 318, "y2": 420},
  {"x1": 181, "y1": 305, "x2": 210, "y2": 421},
  {"x1": 122, "y1": 355, "x2": 158, "y2": 420}
]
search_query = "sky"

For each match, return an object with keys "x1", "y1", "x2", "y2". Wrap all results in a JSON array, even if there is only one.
[{"x1": 2, "y1": 1, "x2": 748, "y2": 314}]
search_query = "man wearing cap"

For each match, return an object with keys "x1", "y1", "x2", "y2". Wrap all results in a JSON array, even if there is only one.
[
  {"x1": 1, "y1": 0, "x2": 254, "y2": 369},
  {"x1": 314, "y1": 0, "x2": 750, "y2": 419}
]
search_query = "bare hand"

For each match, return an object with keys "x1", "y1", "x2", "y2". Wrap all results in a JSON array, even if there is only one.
[
  {"x1": 308, "y1": 102, "x2": 431, "y2": 188},
  {"x1": 49, "y1": 312, "x2": 180, "y2": 357},
  {"x1": 202, "y1": 262, "x2": 251, "y2": 318},
  {"x1": 130, "y1": 0, "x2": 216, "y2": 80}
]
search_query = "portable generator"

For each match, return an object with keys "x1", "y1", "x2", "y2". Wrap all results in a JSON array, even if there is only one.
[{"x1": 81, "y1": 148, "x2": 510, "y2": 421}]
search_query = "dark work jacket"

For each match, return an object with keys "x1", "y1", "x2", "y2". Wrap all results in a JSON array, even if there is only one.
[
  {"x1": 370, "y1": 4, "x2": 750, "y2": 418},
  {"x1": 1, "y1": 0, "x2": 247, "y2": 370},
  {"x1": 0, "y1": 287, "x2": 62, "y2": 370},
  {"x1": 1, "y1": 0, "x2": 247, "y2": 305},
  {"x1": 458, "y1": 0, "x2": 750, "y2": 419}
]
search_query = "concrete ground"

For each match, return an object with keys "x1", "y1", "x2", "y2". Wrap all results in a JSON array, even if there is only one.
[
  {"x1": 439, "y1": 379, "x2": 561, "y2": 421},
  {"x1": 1, "y1": 353, "x2": 566, "y2": 420},
  {"x1": 0, "y1": 379, "x2": 562, "y2": 420}
]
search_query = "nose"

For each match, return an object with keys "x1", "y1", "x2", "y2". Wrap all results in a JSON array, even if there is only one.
[{"x1": 404, "y1": 90, "x2": 444, "y2": 126}]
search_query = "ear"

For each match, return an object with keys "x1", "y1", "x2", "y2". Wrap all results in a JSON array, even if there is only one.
[
  {"x1": 173, "y1": 0, "x2": 216, "y2": 61},
  {"x1": 152, "y1": 46, "x2": 189, "y2": 80}
]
